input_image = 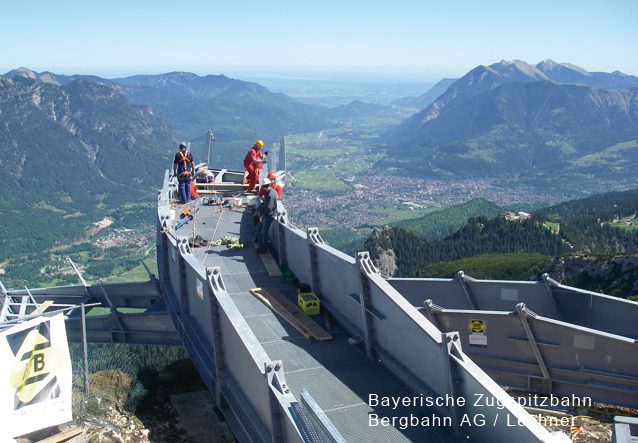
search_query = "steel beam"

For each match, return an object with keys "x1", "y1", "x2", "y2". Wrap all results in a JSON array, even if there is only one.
[
  {"x1": 356, "y1": 251, "x2": 377, "y2": 360},
  {"x1": 456, "y1": 270, "x2": 477, "y2": 309},
  {"x1": 207, "y1": 267, "x2": 226, "y2": 407},
  {"x1": 307, "y1": 228, "x2": 324, "y2": 296},
  {"x1": 298, "y1": 390, "x2": 347, "y2": 443},
  {"x1": 421, "y1": 299, "x2": 443, "y2": 328},
  {"x1": 515, "y1": 303, "x2": 551, "y2": 391},
  {"x1": 265, "y1": 361, "x2": 287, "y2": 442}
]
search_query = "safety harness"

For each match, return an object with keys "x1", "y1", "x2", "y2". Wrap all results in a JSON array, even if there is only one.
[{"x1": 176, "y1": 151, "x2": 192, "y2": 179}]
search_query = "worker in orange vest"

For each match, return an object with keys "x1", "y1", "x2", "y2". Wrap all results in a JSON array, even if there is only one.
[
  {"x1": 173, "y1": 142, "x2": 194, "y2": 203},
  {"x1": 259, "y1": 171, "x2": 282, "y2": 200}
]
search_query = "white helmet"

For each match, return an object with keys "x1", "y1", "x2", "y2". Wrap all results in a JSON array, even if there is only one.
[{"x1": 262, "y1": 178, "x2": 271, "y2": 186}]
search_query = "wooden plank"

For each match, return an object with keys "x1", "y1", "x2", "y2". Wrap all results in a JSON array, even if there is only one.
[
  {"x1": 254, "y1": 287, "x2": 327, "y2": 340},
  {"x1": 250, "y1": 288, "x2": 313, "y2": 339},
  {"x1": 36, "y1": 427, "x2": 83, "y2": 443},
  {"x1": 195, "y1": 183, "x2": 248, "y2": 188},
  {"x1": 260, "y1": 253, "x2": 282, "y2": 277},
  {"x1": 16, "y1": 300, "x2": 55, "y2": 321},
  {"x1": 35, "y1": 300, "x2": 54, "y2": 315},
  {"x1": 249, "y1": 288, "x2": 332, "y2": 341}
]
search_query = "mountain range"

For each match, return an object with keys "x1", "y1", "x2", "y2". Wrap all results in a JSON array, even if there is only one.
[
  {"x1": 381, "y1": 60, "x2": 638, "y2": 185},
  {"x1": 4, "y1": 68, "x2": 334, "y2": 165},
  {"x1": 0, "y1": 74, "x2": 178, "y2": 258},
  {"x1": 0, "y1": 67, "x2": 339, "y2": 258},
  {"x1": 113, "y1": 72, "x2": 332, "y2": 153},
  {"x1": 366, "y1": 187, "x2": 638, "y2": 278},
  {"x1": 391, "y1": 77, "x2": 457, "y2": 109},
  {"x1": 3, "y1": 61, "x2": 638, "y2": 260},
  {"x1": 0, "y1": 75, "x2": 181, "y2": 203}
]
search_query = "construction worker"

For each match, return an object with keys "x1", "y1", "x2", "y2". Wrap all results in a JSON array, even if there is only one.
[
  {"x1": 259, "y1": 171, "x2": 282, "y2": 200},
  {"x1": 190, "y1": 181, "x2": 199, "y2": 199},
  {"x1": 173, "y1": 142, "x2": 194, "y2": 204},
  {"x1": 255, "y1": 177, "x2": 278, "y2": 253},
  {"x1": 195, "y1": 167, "x2": 215, "y2": 183},
  {"x1": 243, "y1": 139, "x2": 266, "y2": 192}
]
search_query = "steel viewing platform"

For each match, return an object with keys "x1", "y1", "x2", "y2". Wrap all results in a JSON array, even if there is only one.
[{"x1": 5, "y1": 155, "x2": 637, "y2": 441}]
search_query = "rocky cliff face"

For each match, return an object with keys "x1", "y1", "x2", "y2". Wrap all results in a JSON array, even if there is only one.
[{"x1": 543, "y1": 254, "x2": 638, "y2": 298}]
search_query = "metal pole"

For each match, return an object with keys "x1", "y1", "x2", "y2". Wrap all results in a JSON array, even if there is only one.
[
  {"x1": 68, "y1": 257, "x2": 88, "y2": 288},
  {"x1": 516, "y1": 303, "x2": 551, "y2": 391},
  {"x1": 207, "y1": 129, "x2": 215, "y2": 167},
  {"x1": 81, "y1": 303, "x2": 90, "y2": 400},
  {"x1": 456, "y1": 271, "x2": 477, "y2": 310},
  {"x1": 356, "y1": 252, "x2": 377, "y2": 360}
]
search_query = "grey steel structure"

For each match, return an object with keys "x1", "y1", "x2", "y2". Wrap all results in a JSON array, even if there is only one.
[
  {"x1": 389, "y1": 273, "x2": 638, "y2": 408},
  {"x1": 613, "y1": 416, "x2": 638, "y2": 443},
  {"x1": 7, "y1": 151, "x2": 636, "y2": 441},
  {"x1": 4, "y1": 280, "x2": 179, "y2": 346},
  {"x1": 150, "y1": 167, "x2": 567, "y2": 443}
]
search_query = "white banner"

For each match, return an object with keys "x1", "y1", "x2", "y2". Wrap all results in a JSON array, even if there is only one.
[{"x1": 0, "y1": 313, "x2": 73, "y2": 439}]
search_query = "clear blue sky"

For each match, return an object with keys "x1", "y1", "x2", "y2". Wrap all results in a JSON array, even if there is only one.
[{"x1": 2, "y1": 0, "x2": 637, "y2": 80}]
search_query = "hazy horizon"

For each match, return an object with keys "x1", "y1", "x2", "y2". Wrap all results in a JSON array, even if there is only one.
[
  {"x1": 3, "y1": 62, "x2": 464, "y2": 83},
  {"x1": 3, "y1": 0, "x2": 637, "y2": 81},
  {"x1": 5, "y1": 58, "x2": 637, "y2": 88}
]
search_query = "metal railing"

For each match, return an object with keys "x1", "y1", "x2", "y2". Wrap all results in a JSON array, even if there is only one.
[{"x1": 390, "y1": 274, "x2": 638, "y2": 408}]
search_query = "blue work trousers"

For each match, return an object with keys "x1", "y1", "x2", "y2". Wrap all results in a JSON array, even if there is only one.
[
  {"x1": 257, "y1": 215, "x2": 274, "y2": 251},
  {"x1": 178, "y1": 178, "x2": 191, "y2": 203}
]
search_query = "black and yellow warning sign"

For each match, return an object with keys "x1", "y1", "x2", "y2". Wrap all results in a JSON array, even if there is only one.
[
  {"x1": 7, "y1": 319, "x2": 65, "y2": 409},
  {"x1": 2, "y1": 313, "x2": 72, "y2": 439},
  {"x1": 470, "y1": 320, "x2": 485, "y2": 334},
  {"x1": 468, "y1": 319, "x2": 487, "y2": 346}
]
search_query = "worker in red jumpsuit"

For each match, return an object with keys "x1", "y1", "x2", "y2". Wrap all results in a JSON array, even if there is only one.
[{"x1": 243, "y1": 140, "x2": 265, "y2": 192}]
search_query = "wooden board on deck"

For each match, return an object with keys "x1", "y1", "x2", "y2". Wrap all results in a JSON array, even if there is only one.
[
  {"x1": 36, "y1": 427, "x2": 83, "y2": 443},
  {"x1": 260, "y1": 252, "x2": 282, "y2": 277},
  {"x1": 249, "y1": 288, "x2": 332, "y2": 341},
  {"x1": 35, "y1": 300, "x2": 54, "y2": 315},
  {"x1": 195, "y1": 183, "x2": 248, "y2": 188}
]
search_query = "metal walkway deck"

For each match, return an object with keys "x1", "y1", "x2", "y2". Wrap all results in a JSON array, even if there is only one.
[
  {"x1": 2, "y1": 167, "x2": 569, "y2": 443},
  {"x1": 188, "y1": 204, "x2": 445, "y2": 442},
  {"x1": 154, "y1": 163, "x2": 561, "y2": 443}
]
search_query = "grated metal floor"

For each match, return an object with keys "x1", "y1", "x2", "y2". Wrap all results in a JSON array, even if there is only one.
[{"x1": 183, "y1": 201, "x2": 450, "y2": 442}]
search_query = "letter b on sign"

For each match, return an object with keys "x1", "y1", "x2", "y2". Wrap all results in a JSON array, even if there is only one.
[{"x1": 33, "y1": 353, "x2": 46, "y2": 373}]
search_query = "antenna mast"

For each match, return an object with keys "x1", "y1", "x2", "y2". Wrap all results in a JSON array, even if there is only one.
[{"x1": 207, "y1": 129, "x2": 215, "y2": 167}]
